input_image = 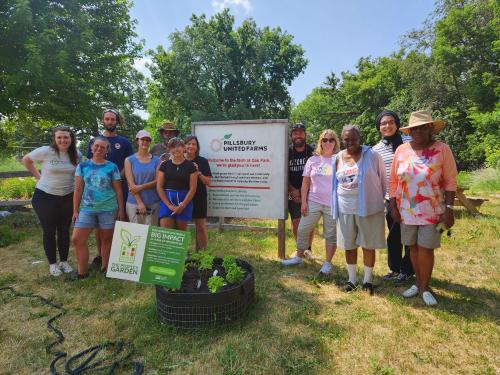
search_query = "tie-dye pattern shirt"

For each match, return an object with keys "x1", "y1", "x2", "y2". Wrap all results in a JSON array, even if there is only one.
[
  {"x1": 303, "y1": 155, "x2": 334, "y2": 206},
  {"x1": 389, "y1": 141, "x2": 457, "y2": 225},
  {"x1": 75, "y1": 160, "x2": 121, "y2": 212}
]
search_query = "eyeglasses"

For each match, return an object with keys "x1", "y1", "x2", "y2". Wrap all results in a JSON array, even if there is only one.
[
  {"x1": 380, "y1": 120, "x2": 396, "y2": 127},
  {"x1": 322, "y1": 138, "x2": 336, "y2": 143}
]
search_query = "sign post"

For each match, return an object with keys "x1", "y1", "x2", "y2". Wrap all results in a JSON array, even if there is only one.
[{"x1": 193, "y1": 119, "x2": 288, "y2": 257}]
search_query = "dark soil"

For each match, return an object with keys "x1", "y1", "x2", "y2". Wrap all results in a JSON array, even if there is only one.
[{"x1": 175, "y1": 258, "x2": 248, "y2": 294}]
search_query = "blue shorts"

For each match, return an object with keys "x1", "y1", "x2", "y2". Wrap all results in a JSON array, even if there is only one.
[
  {"x1": 159, "y1": 190, "x2": 193, "y2": 221},
  {"x1": 74, "y1": 210, "x2": 117, "y2": 230}
]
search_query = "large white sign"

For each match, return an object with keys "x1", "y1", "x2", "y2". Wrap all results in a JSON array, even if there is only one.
[{"x1": 193, "y1": 120, "x2": 288, "y2": 219}]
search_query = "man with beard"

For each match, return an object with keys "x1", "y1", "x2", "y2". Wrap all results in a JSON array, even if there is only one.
[
  {"x1": 86, "y1": 109, "x2": 133, "y2": 268},
  {"x1": 288, "y1": 123, "x2": 315, "y2": 250},
  {"x1": 150, "y1": 122, "x2": 180, "y2": 161}
]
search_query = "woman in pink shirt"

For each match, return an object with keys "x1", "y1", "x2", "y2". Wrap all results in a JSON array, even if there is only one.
[
  {"x1": 389, "y1": 111, "x2": 457, "y2": 306},
  {"x1": 282, "y1": 129, "x2": 340, "y2": 276}
]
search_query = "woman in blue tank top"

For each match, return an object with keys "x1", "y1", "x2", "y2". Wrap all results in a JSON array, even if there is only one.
[{"x1": 124, "y1": 130, "x2": 161, "y2": 225}]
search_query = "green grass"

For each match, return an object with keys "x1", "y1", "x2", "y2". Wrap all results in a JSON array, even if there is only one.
[
  {"x1": 458, "y1": 168, "x2": 500, "y2": 195},
  {"x1": 0, "y1": 192, "x2": 498, "y2": 373},
  {"x1": 0, "y1": 155, "x2": 24, "y2": 172},
  {"x1": 0, "y1": 177, "x2": 36, "y2": 200}
]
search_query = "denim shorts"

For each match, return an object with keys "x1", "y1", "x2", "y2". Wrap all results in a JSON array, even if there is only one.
[{"x1": 74, "y1": 210, "x2": 117, "y2": 230}]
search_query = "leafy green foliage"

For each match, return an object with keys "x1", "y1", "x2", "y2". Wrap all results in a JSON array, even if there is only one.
[
  {"x1": 190, "y1": 251, "x2": 215, "y2": 272},
  {"x1": 225, "y1": 264, "x2": 245, "y2": 285},
  {"x1": 0, "y1": 0, "x2": 146, "y2": 148},
  {"x1": 147, "y1": 9, "x2": 307, "y2": 134},
  {"x1": 207, "y1": 275, "x2": 225, "y2": 293},
  {"x1": 0, "y1": 177, "x2": 36, "y2": 199},
  {"x1": 222, "y1": 255, "x2": 237, "y2": 270},
  {"x1": 291, "y1": 0, "x2": 499, "y2": 170}
]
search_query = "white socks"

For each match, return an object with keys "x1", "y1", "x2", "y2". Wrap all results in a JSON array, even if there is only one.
[
  {"x1": 363, "y1": 266, "x2": 373, "y2": 284},
  {"x1": 347, "y1": 264, "x2": 357, "y2": 284}
]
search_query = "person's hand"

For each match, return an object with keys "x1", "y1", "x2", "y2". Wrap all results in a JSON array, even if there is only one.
[
  {"x1": 441, "y1": 209, "x2": 455, "y2": 229},
  {"x1": 300, "y1": 202, "x2": 308, "y2": 216},
  {"x1": 290, "y1": 189, "x2": 301, "y2": 203},
  {"x1": 129, "y1": 184, "x2": 141, "y2": 194},
  {"x1": 137, "y1": 202, "x2": 146, "y2": 215},
  {"x1": 173, "y1": 202, "x2": 185, "y2": 215},
  {"x1": 390, "y1": 205, "x2": 401, "y2": 223},
  {"x1": 72, "y1": 212, "x2": 79, "y2": 223},
  {"x1": 117, "y1": 210, "x2": 126, "y2": 221}
]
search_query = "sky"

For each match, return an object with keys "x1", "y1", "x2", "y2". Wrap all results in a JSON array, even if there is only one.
[{"x1": 130, "y1": 0, "x2": 436, "y2": 105}]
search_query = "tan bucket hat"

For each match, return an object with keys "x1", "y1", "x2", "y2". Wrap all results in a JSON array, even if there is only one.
[
  {"x1": 158, "y1": 121, "x2": 179, "y2": 135},
  {"x1": 400, "y1": 110, "x2": 445, "y2": 135}
]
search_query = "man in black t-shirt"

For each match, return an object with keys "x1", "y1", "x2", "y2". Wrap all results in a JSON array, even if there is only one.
[{"x1": 288, "y1": 123, "x2": 314, "y2": 245}]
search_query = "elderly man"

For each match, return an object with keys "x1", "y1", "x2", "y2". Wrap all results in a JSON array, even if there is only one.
[{"x1": 150, "y1": 122, "x2": 180, "y2": 160}]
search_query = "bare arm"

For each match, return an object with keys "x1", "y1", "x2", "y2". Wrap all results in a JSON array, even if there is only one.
[
  {"x1": 300, "y1": 176, "x2": 311, "y2": 216},
  {"x1": 112, "y1": 180, "x2": 126, "y2": 221},
  {"x1": 174, "y1": 172, "x2": 198, "y2": 215},
  {"x1": 156, "y1": 170, "x2": 174, "y2": 210},
  {"x1": 21, "y1": 155, "x2": 41, "y2": 180},
  {"x1": 73, "y1": 176, "x2": 84, "y2": 223}
]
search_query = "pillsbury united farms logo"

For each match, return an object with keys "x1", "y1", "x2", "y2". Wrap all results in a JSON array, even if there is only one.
[{"x1": 210, "y1": 133, "x2": 267, "y2": 152}]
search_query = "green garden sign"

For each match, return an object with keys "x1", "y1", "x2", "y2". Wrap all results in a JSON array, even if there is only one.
[{"x1": 107, "y1": 221, "x2": 189, "y2": 289}]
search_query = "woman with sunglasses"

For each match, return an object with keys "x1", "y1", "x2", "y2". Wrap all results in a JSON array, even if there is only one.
[
  {"x1": 22, "y1": 125, "x2": 81, "y2": 277},
  {"x1": 282, "y1": 129, "x2": 339, "y2": 276},
  {"x1": 185, "y1": 135, "x2": 212, "y2": 250},
  {"x1": 124, "y1": 130, "x2": 161, "y2": 225},
  {"x1": 389, "y1": 111, "x2": 457, "y2": 306},
  {"x1": 157, "y1": 138, "x2": 198, "y2": 231},
  {"x1": 72, "y1": 137, "x2": 125, "y2": 278},
  {"x1": 332, "y1": 125, "x2": 387, "y2": 294}
]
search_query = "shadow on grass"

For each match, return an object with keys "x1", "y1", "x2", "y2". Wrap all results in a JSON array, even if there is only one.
[{"x1": 374, "y1": 277, "x2": 500, "y2": 322}]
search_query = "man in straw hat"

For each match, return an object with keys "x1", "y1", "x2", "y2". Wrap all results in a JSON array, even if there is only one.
[
  {"x1": 150, "y1": 121, "x2": 180, "y2": 161},
  {"x1": 389, "y1": 110, "x2": 457, "y2": 306}
]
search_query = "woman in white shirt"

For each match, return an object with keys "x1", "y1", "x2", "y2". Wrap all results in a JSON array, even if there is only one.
[{"x1": 22, "y1": 125, "x2": 81, "y2": 277}]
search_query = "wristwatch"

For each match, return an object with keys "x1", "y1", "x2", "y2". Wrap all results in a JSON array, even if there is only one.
[{"x1": 445, "y1": 204, "x2": 454, "y2": 209}]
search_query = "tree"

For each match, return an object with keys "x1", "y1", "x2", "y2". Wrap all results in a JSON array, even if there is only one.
[
  {"x1": 0, "y1": 0, "x2": 146, "y2": 150},
  {"x1": 147, "y1": 10, "x2": 308, "y2": 133}
]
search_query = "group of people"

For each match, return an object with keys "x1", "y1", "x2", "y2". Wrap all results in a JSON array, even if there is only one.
[
  {"x1": 283, "y1": 110, "x2": 457, "y2": 306},
  {"x1": 23, "y1": 109, "x2": 212, "y2": 280},
  {"x1": 23, "y1": 108, "x2": 457, "y2": 305}
]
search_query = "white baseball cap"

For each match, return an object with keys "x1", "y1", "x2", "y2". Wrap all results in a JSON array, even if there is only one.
[{"x1": 135, "y1": 130, "x2": 152, "y2": 140}]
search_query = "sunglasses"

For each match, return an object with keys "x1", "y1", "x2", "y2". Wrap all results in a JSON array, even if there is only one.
[{"x1": 322, "y1": 138, "x2": 336, "y2": 143}]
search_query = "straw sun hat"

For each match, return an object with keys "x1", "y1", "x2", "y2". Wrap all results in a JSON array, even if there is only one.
[{"x1": 400, "y1": 110, "x2": 445, "y2": 135}]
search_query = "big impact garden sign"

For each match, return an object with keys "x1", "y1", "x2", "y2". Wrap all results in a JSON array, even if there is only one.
[
  {"x1": 193, "y1": 119, "x2": 288, "y2": 219},
  {"x1": 107, "y1": 221, "x2": 189, "y2": 288}
]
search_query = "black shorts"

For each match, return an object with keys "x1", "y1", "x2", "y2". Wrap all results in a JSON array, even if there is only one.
[
  {"x1": 192, "y1": 194, "x2": 208, "y2": 219},
  {"x1": 288, "y1": 200, "x2": 301, "y2": 220}
]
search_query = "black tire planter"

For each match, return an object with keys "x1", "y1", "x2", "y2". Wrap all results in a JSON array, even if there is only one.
[{"x1": 155, "y1": 259, "x2": 255, "y2": 328}]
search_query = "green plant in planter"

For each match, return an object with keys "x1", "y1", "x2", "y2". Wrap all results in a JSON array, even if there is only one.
[
  {"x1": 225, "y1": 264, "x2": 245, "y2": 285},
  {"x1": 208, "y1": 275, "x2": 225, "y2": 293},
  {"x1": 199, "y1": 253, "x2": 215, "y2": 272},
  {"x1": 222, "y1": 255, "x2": 236, "y2": 269}
]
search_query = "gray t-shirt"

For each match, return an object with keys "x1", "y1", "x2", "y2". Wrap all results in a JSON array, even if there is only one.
[{"x1": 28, "y1": 146, "x2": 81, "y2": 196}]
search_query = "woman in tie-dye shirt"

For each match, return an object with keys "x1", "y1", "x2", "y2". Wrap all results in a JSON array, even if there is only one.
[{"x1": 389, "y1": 111, "x2": 457, "y2": 306}]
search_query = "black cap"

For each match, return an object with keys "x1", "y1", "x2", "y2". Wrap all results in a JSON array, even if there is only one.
[
  {"x1": 375, "y1": 110, "x2": 400, "y2": 130},
  {"x1": 291, "y1": 123, "x2": 306, "y2": 132}
]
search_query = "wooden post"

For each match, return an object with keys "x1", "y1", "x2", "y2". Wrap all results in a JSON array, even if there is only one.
[
  {"x1": 218, "y1": 216, "x2": 224, "y2": 232},
  {"x1": 278, "y1": 219, "x2": 286, "y2": 259}
]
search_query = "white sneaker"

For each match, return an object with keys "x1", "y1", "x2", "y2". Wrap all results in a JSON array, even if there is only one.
[
  {"x1": 49, "y1": 264, "x2": 62, "y2": 277},
  {"x1": 59, "y1": 261, "x2": 73, "y2": 273},
  {"x1": 281, "y1": 256, "x2": 304, "y2": 266},
  {"x1": 402, "y1": 285, "x2": 419, "y2": 298},
  {"x1": 319, "y1": 261, "x2": 332, "y2": 275},
  {"x1": 422, "y1": 291, "x2": 438, "y2": 306}
]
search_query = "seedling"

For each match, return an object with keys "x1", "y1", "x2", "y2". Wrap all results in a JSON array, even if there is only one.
[
  {"x1": 208, "y1": 276, "x2": 225, "y2": 293},
  {"x1": 225, "y1": 264, "x2": 245, "y2": 285}
]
